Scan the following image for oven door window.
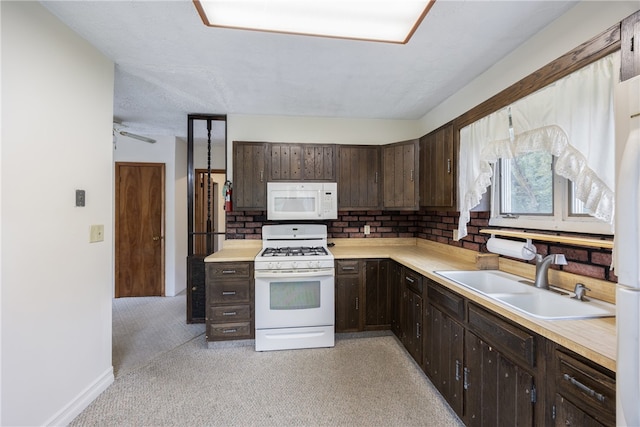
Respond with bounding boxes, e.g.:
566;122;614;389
270;281;321;310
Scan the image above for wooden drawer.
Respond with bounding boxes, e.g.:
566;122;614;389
336;260;360;276
208;304;251;322
556;351;615;426
207;262;252;279
403;268;423;294
209;280;251;303
468;304;536;368
207;322;252;340
427;279;464;322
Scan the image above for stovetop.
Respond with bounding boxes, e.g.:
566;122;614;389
260;246;329;257
255;224;334;271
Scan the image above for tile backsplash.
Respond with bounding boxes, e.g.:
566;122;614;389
225;209;614;282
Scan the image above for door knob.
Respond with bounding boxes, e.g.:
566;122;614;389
153;236;161;241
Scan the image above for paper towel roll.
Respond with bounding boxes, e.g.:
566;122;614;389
486;236;537;261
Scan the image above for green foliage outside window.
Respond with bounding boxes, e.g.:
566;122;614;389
500;151;553;215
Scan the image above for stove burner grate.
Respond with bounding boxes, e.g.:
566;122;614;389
261;246;328;257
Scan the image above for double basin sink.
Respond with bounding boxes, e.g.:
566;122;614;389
435;270;615;320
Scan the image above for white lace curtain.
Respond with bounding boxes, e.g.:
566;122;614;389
457;52;618;239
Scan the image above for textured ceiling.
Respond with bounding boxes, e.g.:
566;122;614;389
42;1;578;140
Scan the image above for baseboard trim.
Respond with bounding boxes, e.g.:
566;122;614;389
45;366;114;426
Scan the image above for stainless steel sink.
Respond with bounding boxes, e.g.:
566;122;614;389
434;270;615;320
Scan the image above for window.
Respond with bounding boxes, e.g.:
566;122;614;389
489;153;612;234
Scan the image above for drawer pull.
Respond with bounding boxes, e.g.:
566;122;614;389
222;291;237;296
222;270;237;274
405;276;415;283
222;328;237;334
222;311;237;316
563;373;605;402
342;266;356;271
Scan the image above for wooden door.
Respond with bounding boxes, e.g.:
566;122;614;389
115;162;165;297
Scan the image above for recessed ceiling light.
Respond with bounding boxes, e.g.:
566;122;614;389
193;0;435;44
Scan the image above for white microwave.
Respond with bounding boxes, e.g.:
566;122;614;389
267;182;337;220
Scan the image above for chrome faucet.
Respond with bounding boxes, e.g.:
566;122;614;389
534;254;567;289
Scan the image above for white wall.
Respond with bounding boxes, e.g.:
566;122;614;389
175;140;188;294
417;1;640;134
1;2;114;425
113;135;186;296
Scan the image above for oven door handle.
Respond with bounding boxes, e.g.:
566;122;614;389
255;268;334;279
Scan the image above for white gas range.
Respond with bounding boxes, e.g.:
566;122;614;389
254;224;335;351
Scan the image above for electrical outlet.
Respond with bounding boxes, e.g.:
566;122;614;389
453;229;459;241
90;224;104;243
364;225;371;235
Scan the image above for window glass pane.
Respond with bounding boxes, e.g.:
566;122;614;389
500;152;553;215
569;181;591;216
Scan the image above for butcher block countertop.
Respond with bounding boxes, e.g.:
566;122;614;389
205;237;616;372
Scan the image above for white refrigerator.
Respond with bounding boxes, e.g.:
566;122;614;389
615;74;640;427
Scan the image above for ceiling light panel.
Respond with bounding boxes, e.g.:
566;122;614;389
194;0;435;44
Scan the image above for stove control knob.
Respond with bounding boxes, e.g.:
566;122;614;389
268;262;276;269
309;261;319;268
291;261;298;269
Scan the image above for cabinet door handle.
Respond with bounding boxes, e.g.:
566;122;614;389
222;291;237;296
222;311;237;316
410;169;414;182
563;374;605;402
447;158;451;174
455;360;461;381
355;297;359;310
405;276;415;283
463;367;470;390
375;171;379;183
260;170;264;182
416;322;421;339
222;270;237;274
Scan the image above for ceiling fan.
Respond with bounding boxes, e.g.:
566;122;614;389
113;121;156;144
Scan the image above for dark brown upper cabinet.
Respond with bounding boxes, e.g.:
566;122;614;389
621;9;640;82
337;145;381;210
420;123;456;209
382;139;419;210
233;141;267;210
269;143;336;181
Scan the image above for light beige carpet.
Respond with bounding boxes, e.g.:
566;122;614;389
71;294;464;426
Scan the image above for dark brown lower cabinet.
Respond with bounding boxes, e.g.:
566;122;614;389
335;260;363;332
389;261;403;338
401;268;423;364
550;346;615;427
424;303;464;415
364;259;390;330
464;331;535;426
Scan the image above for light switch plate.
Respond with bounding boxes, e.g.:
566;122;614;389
75;189;85;207
90;224;104;243
364;225;371;235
